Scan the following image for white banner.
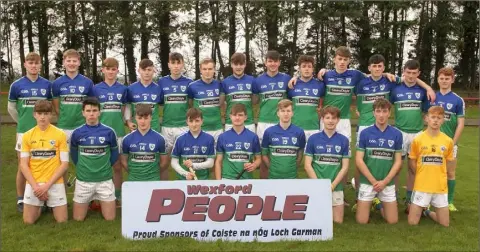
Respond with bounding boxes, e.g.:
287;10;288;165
122;179;333;242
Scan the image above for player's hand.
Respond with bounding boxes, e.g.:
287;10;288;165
183;159;193;168
317;68;327;80
243;162;256;172
384;73;396;82
425;87;436;102
34;183;49;198
355;110;360;117
373;180;386;192
126;121;137;132
287;76;298;89
185;172;195;180
331;184;335;191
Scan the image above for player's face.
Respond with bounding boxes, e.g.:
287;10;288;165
187;117;203;132
373;107;390;125
200;63;215;81
102;67;119;81
82;105;100;124
299;62;313;78
63;56;80;73
34;112;52;127
403;68;420;84
368;62;385;78
24;60;41;75
168;60;184;76
334;55;350;72
230;112;247;127
139;66;156;82
322;113;339;131
426;113;444;130
265;58;280;73
277;106;293;123
231;62;246;76
438;74;454;90
136;115;152;131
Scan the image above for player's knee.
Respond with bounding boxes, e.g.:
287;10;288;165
73;215;86;222
355;215;369;224
440;221;449;227
407;218;419;226
55;216;68;223
333;218;343;224
386;216;398;224
23;217;36;225
103;214;116;221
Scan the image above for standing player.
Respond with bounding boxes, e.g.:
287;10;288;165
70;98;119;221
304;106;350;223
187;58;224;143
428;67;465;211
390;60;429;212
121;104;168;181
171;108;215;180
8;52;52;212
253;50;292;178
287;55;325;141
20;100;68;224
222;52;256;132
355;99;403;224
125;59;163;133
261;99;306;179
158;52;193;159
93;57;127;202
215;104;261;180
408;106;454;227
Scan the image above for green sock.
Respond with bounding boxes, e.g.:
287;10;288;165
115;189;121;200
448;179;456;204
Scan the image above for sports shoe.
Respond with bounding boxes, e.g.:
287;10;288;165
17;202;24;213
371;197;381;212
448;203;458;212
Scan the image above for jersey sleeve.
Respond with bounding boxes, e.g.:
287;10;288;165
20;132;30;153
252;77;259;94
261;130;270;155
8;83;17;102
171;137;181;158
304;137;314;156
126;87;133;103
122;136;130;154
457;97;465;117
122;87;128;104
46;82;53;100
207;136;216;158
357;130;367;151
110;130;118;150
353;70;366;92
446;139;455;161
52;80;60;98
187;84;194;99
342;137;350;158
158;135;166;155
215;134;225;154
395;131;403;152
409;137;419;159
252;135;261;155
319;80;326;97
287;87;293;99
59;131;69;153
298;130;306;150
219;81;224;95
421;89;429;112
87;80;95;97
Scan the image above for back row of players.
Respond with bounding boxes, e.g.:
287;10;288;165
9;47;464;226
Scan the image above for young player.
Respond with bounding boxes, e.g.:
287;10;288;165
187;58;224;143
222;53;256;132
261;99;306;179
8;52;52;212
287;55;325;141
125;59;163;133
408;106;454;227
93;57;127;202
121;104;168;181
304;106;350;223
428;67;465;211
355;98;403;224
158;52;193;156
171;108;215;180
70;97;119;221
253;50;292;179
20;100;68;224
215;104;262;180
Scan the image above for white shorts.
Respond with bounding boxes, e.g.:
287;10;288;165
304;129;320;142
24;183;67;207
15;133;24;151
358;184;396;203
257;122;276;143
225;124;256;134
332;191;344;207
204;129;224;145
161;126;188;153
401;130;421;157
320;118;351;142
356;125;372;147
61;129;74;145
73;179;116;204
453;145;458;159
411;191;448;208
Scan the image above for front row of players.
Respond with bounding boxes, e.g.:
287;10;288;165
21;97;453;227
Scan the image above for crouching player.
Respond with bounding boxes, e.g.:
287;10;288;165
356;98;403;224
70;97;119;221
304;106;350;223
20;100;69;224
408;106;454;227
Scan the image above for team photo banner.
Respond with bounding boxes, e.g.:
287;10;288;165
122;179;333;242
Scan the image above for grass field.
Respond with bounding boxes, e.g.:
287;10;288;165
1;125;478;251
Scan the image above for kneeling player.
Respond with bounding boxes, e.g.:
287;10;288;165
20;100;69;224
215;104;261;180
356;98;402;224
304;106;349;223
121;104;168;181
171;108;215;180
408;106;454;227
70;97;119;221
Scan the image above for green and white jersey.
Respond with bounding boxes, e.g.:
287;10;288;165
187;79;223;131
253;72;291;123
356;76;397;126
221;74;255;125
390;83;428;133
93;81;128;137
158;75;193;128
126;81;163;132
429;91;465;139
287;78;325;130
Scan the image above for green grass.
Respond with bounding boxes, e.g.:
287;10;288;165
1;125;478;251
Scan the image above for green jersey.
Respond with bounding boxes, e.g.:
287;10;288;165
94;81;128;137
221;74;255;125
356;76;397;126
126;81;163;132
429;91;465;139
390;83;428;133
253;72;291;123
187;79;223;131
158;75;193;128
287;78;325;130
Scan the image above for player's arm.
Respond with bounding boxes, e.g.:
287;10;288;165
356;133;377;185
171;157;190;179
109;131;119;166
7;101;18;122
408;138;419;175
303;155;317;179
219;93;226;117
124;103;136;131
261;152;270;171
70;131;79;165
159;154;169;180
45;148;69;189
51;82;60;116
415;78;436;102
214;154;223;180
296;132;306;167
332;158;349;190
260;131;271;176
296;150;304;167
453;100;466;145
120;154;128;172
19;136;38;189
192;158;214;170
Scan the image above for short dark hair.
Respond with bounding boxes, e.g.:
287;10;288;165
265;50;280;61
297;55;315;66
368;54;385;65
372;98;392;111
34;100;53;113
404;59;420;71
335;46;351;58
82;97;101;111
230;103;247;115
139;59;154;69
320;106;340;119
169;52;184;63
135;104;152;117
231;53;246;65
186;107;203;120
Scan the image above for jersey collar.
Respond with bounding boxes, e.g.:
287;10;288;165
229;126;247;135
320;130;337;139
373;123;390;133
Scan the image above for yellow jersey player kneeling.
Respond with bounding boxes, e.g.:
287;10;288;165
408;106;455;227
